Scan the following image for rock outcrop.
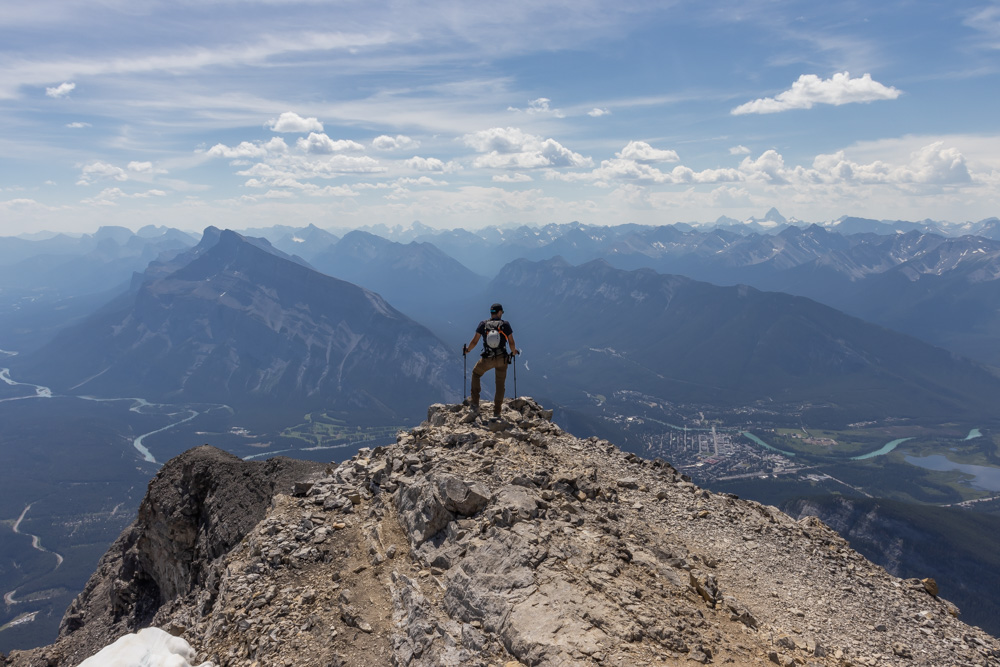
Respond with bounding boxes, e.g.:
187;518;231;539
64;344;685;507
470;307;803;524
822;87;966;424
2;446;323;667
5;399;1000;666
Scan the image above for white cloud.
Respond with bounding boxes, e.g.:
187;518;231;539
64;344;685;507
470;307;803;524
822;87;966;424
305;184;362;197
464;127;592;169
588;108;611;117
299;155;385;175
207;137;288;159
731;72;902;115
296;133;365;154
738;150;789;183
551;157;741;186
464;127;536;153
268;111;323;133
81;188;124;205
236;155;385;185
508;98;566;118
719;142;975;192
0;198;51;212
889;142;972;184
77;161;128;185
809;142;972;185
404;156;460;172
66;122;91;128
709;186;755;207
729;145;751;156
493;173;533;183
82;187;168;204
127;161;154;173
616;141;679;164
963;5;1000;45
243;175;315;190
372;134;419;151
396;176;447;186
45;82;75;98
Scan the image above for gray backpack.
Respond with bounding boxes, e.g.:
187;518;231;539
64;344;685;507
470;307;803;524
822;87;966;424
483;320;507;357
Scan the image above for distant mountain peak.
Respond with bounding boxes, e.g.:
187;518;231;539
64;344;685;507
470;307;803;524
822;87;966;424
17;229;460;418
763;207;787;224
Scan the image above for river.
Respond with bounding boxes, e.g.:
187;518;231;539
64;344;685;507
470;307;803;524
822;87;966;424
11;503;63;570
741;431;797;457
2;364;226;464
78;396;209;464
0;367;53;400
850;437;914;461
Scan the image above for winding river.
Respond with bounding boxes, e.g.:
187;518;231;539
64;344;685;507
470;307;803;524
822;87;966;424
77;396;211;464
11;504;63;570
1;364;227;464
4;503;65;608
0;367;53;400
850;437;914;461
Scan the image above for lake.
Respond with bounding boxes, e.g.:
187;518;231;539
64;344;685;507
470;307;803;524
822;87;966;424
904;454;1000;492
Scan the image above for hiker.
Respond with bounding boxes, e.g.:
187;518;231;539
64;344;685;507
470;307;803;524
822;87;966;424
464;303;518;419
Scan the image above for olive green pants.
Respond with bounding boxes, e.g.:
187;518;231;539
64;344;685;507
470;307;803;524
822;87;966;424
471;354;508;414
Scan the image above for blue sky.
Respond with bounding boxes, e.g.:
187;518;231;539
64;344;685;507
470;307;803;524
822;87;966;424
2;0;1000;234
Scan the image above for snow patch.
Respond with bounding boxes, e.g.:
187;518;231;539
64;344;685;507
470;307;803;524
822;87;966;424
78;627;213;667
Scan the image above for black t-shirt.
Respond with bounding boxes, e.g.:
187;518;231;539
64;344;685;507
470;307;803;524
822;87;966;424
476;318;513;356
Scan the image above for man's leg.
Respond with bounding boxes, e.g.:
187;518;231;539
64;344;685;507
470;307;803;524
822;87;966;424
493;356;508;417
470;357;488;410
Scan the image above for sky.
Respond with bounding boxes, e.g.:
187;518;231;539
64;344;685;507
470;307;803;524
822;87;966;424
2;0;1000;235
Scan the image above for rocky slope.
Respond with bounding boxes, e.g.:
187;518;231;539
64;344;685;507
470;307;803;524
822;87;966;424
5;398;1000;666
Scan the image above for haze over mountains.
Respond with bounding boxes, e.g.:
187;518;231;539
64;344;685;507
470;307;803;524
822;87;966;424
309;230;488;322
0;226;196;354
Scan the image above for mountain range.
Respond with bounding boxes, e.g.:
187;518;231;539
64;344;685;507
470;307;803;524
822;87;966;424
11;230;460;421
388;218;1000;367
7;214;1000;367
309;230;488;322
488;257;1000;424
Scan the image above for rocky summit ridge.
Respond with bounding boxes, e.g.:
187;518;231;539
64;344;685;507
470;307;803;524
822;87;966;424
5;398;999;667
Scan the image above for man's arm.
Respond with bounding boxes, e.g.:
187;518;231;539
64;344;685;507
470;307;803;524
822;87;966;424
503;322;517;355
464;333;481;354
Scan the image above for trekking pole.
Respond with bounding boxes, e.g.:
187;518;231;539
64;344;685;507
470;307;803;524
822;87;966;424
511;351;517;398
462;344;468;403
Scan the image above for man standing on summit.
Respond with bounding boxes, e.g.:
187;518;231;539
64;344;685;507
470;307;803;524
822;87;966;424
464;303;518;419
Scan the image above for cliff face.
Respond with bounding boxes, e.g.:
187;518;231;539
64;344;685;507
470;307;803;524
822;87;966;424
2;446;323;667
6;399;1000;667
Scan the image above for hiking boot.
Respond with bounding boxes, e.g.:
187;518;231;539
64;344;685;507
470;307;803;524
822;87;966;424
469;403;480;414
